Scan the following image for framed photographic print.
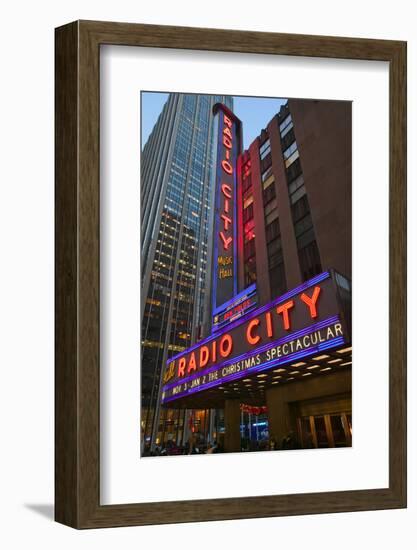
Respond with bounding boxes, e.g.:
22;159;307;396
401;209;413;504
55;20;406;528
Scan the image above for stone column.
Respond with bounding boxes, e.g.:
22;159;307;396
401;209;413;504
266;388;292;449
224;399;241;453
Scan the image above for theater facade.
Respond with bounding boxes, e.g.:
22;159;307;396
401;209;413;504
157;99;352;453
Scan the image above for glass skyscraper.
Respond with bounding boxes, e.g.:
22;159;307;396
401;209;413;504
141;93;233;451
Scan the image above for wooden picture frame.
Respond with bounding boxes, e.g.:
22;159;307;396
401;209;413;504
55;20;407;528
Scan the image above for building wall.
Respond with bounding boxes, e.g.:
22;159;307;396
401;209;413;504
239;98;352;314
289;99;352;278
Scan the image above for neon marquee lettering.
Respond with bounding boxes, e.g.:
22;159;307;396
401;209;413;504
300;286;321;318
218;116;235;259
173;285;325;378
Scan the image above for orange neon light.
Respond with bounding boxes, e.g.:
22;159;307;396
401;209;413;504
276;300;295;330
223;127;232;139
178;357;186;377
300;286;321;318
221;159;233;174
219;232;233;250
199;346;209;368
187;352;197;373
221;214;232;230
221;183;232;198
266;311;273;337
219;334;233;357
224;114;232;128
246;318;261;345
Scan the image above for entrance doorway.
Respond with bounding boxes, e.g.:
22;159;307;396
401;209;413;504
297;412;352;448
293;393;352;449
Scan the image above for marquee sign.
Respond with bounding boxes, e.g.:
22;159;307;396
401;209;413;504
161;271;347;404
212;104;241;311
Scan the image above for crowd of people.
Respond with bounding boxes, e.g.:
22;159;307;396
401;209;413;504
143;439;224;457
143;431;301;456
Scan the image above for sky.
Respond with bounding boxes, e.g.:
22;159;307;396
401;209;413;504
141;92;287;150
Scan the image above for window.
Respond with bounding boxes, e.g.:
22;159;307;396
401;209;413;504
244;255;257;286
290;184;306;204
261;166;273;182
279;114;292;133
244;228;256;285
259;138;271;160
283;140;298;160
242;159;252;193
243;202;254;223
335;272;351;292
296;225;316;249
281;127;295;150
267;235;286;297
244;227;255;243
264;215;286;295
280;120;294;139
267;237;283;267
243;194;254;209
264;200;277;217
285;149;300;168
298;240;322;281
263;180;276;205
292;195;310;223
262;174;274;188
265;208;279;225
289;174;306;205
291;194;322;281
244;238;256;260
243;159;251;178
242;173;252;193
286;157;302;183
265;218;280;243
260;152;272;172
288;174;304;196
269;262;286;297
244;218;255;235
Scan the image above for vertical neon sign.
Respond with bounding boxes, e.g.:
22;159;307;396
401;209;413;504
212;104;242;313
